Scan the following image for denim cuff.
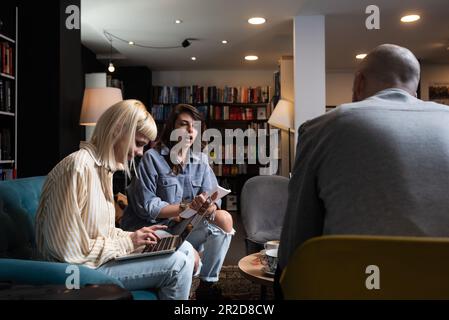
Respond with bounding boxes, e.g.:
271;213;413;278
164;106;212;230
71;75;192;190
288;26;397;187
151;200;171;220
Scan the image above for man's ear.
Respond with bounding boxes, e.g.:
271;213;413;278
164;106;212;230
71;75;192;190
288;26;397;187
352;72;365;102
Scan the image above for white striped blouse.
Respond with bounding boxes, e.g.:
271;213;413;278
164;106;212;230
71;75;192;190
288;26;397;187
35;142;135;268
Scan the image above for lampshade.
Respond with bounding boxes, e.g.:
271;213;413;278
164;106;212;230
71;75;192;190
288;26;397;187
268;99;294;131
80;87;123;126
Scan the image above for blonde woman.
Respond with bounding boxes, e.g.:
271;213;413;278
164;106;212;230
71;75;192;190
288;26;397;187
35;100;196;300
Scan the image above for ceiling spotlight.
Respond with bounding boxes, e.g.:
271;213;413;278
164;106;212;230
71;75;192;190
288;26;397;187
245;55;258;61
128;41;135;45
175;19;183;24
191;57;197;61
248;17;266;25
356;54;367;60
222;40;228;44
401;15;420;23
108;62;115;73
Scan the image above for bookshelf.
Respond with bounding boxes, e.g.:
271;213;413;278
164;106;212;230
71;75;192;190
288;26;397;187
151;85;276;213
0;6;17;180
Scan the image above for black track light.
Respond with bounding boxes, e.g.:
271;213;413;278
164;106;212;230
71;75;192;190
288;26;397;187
182;39;191;48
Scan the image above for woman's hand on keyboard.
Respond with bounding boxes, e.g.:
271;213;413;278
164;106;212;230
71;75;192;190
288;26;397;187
130;225;168;248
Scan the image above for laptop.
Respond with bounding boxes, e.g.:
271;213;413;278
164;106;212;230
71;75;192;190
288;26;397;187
115;215;198;261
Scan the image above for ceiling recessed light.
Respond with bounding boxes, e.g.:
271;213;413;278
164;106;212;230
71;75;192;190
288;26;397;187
128;41;135;46
401;15;420;23
245;55;258;61
222;40;228;44
248;17;266;25
356;54;367;60
175;19;183;24
191;57;197;61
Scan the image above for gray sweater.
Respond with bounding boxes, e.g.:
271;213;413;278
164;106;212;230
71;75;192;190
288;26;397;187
279;88;449;269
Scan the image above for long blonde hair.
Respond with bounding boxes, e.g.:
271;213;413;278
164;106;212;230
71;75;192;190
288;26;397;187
90;99;157;176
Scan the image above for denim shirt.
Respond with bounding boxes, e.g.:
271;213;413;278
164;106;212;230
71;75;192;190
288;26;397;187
121;146;221;230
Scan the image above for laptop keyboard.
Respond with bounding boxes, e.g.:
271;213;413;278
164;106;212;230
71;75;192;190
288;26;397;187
142;236;177;253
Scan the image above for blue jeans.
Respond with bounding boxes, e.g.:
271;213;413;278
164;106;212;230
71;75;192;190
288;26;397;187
186;219;233;282
97;241;195;300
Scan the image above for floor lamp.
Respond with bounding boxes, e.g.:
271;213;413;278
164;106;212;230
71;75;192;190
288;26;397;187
79;87;123;140
268;99;294;176
80;87;124;192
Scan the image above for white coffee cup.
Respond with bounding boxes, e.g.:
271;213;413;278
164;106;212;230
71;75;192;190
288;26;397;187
264;240;280;251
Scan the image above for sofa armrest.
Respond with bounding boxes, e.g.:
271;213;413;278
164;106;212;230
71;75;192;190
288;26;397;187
0;259;123;288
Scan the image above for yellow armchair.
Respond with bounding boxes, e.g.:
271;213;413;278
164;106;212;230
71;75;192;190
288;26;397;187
280;235;449;299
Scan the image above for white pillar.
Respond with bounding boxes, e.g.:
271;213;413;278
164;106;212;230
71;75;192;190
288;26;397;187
83;73;107;141
279;56;294;177
293;16;326;146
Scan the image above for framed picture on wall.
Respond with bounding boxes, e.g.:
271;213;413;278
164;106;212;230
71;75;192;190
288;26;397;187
256;106;267;120
225;194;238;211
429;83;449;106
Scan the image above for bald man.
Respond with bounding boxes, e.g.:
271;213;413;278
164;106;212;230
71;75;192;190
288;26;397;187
278;44;449;271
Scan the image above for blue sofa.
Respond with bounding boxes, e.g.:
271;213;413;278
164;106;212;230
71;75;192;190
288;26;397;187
0;176;157;300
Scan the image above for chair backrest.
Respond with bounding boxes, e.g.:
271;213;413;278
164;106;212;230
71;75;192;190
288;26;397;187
280;235;449;299
241;175;289;245
0;176;47;259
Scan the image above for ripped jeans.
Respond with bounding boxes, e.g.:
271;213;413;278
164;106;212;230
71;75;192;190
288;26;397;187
185;219;234;282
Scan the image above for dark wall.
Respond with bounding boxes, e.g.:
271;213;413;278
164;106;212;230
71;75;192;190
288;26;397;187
0;3;16;39
59;0;83;160
82;44;105;74
112;66;152;194
15;1;151;178
114;66;152;109
17;0;83;177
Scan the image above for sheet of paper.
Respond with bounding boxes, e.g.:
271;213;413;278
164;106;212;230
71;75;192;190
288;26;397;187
180;185;231;218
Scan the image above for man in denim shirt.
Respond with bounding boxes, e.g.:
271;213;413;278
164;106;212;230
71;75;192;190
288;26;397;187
122;104;234;300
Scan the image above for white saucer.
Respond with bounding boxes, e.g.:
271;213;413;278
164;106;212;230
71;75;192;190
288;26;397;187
262;266;275;276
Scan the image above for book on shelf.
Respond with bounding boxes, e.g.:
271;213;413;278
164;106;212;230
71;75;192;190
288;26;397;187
151;104;172;121
210;105;269;121
0;128;12;160
196;105;208;120
274;70;280;98
0;168;14;180
212;164;248;177
150;104;209;122
0;79;4;111
0;41;14;76
152;85;272;104
0;78;13;113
